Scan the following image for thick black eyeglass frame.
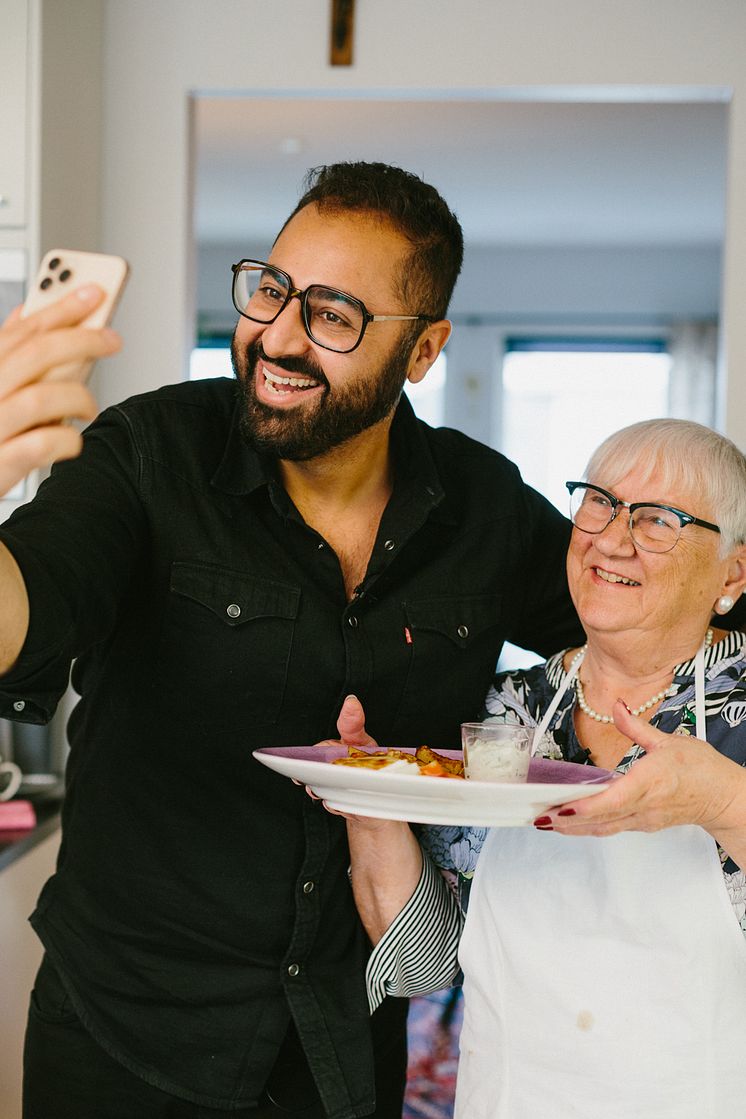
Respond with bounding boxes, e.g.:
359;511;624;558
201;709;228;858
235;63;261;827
565;481;721;546
231;259;437;354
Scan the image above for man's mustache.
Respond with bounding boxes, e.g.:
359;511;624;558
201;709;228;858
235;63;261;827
249;341;330;389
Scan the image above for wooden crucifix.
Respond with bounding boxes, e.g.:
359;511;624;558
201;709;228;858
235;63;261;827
330;0;355;66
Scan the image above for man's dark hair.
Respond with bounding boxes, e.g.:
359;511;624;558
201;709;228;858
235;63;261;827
280;161;464;321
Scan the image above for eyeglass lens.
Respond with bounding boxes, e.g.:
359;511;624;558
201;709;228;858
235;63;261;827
569;485;682;552
233;263;366;353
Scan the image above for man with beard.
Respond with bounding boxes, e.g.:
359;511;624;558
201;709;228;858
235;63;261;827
0;162;584;1119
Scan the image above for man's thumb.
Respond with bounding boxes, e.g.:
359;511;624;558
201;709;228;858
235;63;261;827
337;694;377;748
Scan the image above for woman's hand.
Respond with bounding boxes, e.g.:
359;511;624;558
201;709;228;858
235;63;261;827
0;286;121;496
537;701;746;866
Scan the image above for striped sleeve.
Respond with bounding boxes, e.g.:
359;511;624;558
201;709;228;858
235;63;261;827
365;849;463;1014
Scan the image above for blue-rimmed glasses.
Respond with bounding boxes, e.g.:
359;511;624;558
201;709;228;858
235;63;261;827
231;259;436;354
566;481;720;553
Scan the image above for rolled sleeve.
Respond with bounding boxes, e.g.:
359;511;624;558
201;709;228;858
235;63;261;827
366;850;463;1014
0;536;78;721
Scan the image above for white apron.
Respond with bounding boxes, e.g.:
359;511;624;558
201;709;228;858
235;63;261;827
456;639;746;1117
457;825;746;1118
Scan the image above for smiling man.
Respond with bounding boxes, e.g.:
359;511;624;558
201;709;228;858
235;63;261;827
0;162;584;1119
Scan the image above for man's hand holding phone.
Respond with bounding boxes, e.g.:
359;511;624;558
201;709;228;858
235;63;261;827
0;256;126;498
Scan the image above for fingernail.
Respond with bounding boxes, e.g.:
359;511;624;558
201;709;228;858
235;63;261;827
533;816;553;828
557;808;576;817
75;284;100;302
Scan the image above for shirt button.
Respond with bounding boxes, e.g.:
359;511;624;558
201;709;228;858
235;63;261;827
384;539;395;551
348;615;359;628
287;963;300;977
226;603;241;619
302;881;315;895
13;700;26;712
457;624;469;639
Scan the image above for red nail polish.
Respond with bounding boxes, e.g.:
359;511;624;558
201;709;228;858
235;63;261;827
557;808;576;817
533;815;552;827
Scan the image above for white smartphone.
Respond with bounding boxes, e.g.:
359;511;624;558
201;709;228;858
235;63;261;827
22;248;130;383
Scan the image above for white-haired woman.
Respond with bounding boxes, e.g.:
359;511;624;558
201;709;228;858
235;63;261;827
338;419;746;1119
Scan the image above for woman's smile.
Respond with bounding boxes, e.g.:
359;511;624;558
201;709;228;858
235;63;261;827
591;565;641;587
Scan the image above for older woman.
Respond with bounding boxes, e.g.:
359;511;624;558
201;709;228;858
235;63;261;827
340;418;746;1119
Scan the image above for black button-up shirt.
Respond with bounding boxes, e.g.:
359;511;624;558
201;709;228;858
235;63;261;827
0;380;581;1114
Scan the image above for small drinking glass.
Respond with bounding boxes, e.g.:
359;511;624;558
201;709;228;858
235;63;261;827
461;723;532;783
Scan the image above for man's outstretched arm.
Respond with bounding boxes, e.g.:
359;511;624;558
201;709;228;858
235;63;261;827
0;285;121;673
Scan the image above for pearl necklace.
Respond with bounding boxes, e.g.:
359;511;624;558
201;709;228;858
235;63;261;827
572;627;713;724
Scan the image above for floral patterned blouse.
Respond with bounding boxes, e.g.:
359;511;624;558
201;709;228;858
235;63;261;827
366;630;746;1011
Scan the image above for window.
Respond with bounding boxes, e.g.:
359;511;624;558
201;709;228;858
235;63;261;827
498;337;671;670
189;344;233;381
501;338;671;516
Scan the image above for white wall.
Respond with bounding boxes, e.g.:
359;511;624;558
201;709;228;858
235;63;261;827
97;0;746;447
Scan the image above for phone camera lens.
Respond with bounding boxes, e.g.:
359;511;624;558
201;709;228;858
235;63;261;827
49;258;61;270
40;277;53;290
59;269;72;282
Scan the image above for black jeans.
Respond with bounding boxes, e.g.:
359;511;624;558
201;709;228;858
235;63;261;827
23;956;407;1119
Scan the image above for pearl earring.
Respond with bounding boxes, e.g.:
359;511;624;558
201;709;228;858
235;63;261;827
716;595;735;614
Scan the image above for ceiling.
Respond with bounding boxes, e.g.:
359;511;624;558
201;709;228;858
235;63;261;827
192;98;727;249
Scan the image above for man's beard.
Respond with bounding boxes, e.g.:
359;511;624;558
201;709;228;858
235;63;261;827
232;335;414;461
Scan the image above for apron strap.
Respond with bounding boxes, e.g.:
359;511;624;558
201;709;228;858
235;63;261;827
694;637;707;743
531;648;584;754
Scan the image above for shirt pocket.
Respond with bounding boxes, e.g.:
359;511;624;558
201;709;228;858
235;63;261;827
155;561;301;730
396;594;503;724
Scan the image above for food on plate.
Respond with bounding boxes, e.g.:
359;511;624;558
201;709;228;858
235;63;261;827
415;745;464;776
331;754;417;771
332;746;464;778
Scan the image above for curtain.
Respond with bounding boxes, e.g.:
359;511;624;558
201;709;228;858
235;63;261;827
667;319;718;427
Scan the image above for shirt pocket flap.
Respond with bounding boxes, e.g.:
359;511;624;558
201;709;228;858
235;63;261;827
170;562;300;627
404;594;502;647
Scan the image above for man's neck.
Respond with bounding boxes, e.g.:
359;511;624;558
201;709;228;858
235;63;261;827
277;414;397;601
277;413;395;514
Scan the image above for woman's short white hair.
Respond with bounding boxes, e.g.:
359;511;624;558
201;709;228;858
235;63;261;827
584;418;746;555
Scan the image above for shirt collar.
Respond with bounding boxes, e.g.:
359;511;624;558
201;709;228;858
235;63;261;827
546;629;746;690
387;393;447;515
673;628;746;680
210;385;277;497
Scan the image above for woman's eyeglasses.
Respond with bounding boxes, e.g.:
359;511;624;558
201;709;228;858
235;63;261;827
566;481;720;553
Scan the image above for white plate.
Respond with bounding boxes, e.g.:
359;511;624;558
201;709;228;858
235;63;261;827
253;745;612;826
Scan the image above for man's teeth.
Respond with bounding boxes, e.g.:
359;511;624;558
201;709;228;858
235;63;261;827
595;567;640;586
263;367;319;392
